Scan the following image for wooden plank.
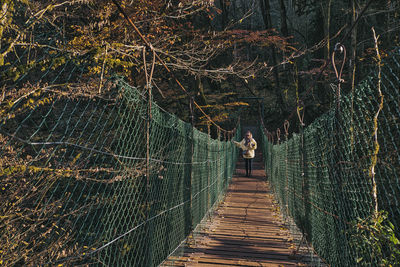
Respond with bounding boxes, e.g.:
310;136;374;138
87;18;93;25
191;239;291;249
179;253;298;265
199;229;289;238
170;257;295;267
169;254;298;266
183;247;295;260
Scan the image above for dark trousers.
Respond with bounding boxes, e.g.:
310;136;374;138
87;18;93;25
244;158;253;176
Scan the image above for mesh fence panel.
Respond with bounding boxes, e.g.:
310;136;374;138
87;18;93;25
0;76;239;266
261;50;400;266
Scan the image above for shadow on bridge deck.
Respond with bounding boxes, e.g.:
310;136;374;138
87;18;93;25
162;153;306;266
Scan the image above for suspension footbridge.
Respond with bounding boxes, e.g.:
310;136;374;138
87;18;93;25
2;48;400;266
163;155;313;266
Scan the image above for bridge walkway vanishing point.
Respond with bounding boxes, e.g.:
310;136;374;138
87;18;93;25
162;153;310;266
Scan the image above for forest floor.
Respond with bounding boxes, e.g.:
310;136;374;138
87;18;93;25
162;153;324;266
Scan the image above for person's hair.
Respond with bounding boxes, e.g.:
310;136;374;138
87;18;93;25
245;131;252;138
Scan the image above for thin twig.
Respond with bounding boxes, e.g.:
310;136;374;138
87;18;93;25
370;27;383;218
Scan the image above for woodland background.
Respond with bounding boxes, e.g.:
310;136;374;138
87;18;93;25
1;0;399;132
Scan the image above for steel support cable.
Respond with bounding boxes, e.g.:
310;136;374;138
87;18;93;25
0;131;222;166
111;0;237;135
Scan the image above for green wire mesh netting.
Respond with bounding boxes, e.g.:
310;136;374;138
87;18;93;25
261;49;400;266
0;76;239;266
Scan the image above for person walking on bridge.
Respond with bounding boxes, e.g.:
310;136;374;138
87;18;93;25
233;131;257;177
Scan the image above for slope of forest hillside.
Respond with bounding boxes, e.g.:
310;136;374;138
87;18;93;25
1;0;399;131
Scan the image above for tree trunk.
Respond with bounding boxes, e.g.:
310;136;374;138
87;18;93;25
279;0;288;73
386;0;392;46
349;0;357;153
259;0;284;112
279;0;288;36
259;0;270;29
321;0;331;59
350;0;357;91
218;0;228;30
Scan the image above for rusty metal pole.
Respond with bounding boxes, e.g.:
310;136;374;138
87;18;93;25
189;97;195;231
145;67;153;266
207;123;211;211
224;132;228;190
284;120;290;218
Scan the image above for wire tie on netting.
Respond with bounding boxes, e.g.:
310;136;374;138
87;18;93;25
143;47;156;91
276;128;281;144
332;43;346;118
284;120;290;138
143;47;149;87
332;43;346;84
296;101;305;127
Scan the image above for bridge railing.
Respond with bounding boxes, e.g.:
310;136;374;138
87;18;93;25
261;49;400;266
0;76;239;266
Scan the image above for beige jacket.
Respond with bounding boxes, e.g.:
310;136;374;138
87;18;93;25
233;138;257;159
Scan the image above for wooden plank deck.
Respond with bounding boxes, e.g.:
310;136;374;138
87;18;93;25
162;157;305;266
